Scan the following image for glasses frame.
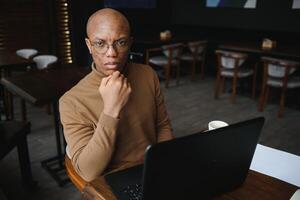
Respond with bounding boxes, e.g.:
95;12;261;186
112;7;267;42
87;37;132;54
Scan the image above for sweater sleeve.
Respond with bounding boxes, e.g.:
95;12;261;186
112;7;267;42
153;72;174;142
59;97;119;182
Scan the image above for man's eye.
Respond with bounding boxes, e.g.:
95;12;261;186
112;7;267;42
95;41;105;47
116;40;127;46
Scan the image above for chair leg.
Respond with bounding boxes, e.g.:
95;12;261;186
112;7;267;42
263;86;269;109
252;63;258;99
21;99;27;122
258;86;265;112
165;65;171;88
4;90;14;120
17;135;36;188
278;88;286;118
3;89;10;119
200;60;205;80
259;85;269;112
220;77;225;93
176;63;180;85
214;73;221;99
252;76;256;99
191;60;196;81
231;76;238;103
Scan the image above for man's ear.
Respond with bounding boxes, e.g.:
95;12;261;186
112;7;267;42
85;38;92;54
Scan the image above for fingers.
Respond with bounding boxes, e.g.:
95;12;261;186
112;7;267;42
101;71;131;93
110;71;121;82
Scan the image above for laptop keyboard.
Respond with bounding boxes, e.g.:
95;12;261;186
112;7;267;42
122;183;142;200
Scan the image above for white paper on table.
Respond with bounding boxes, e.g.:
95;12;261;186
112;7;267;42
250;144;300;187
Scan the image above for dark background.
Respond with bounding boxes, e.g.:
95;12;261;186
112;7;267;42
69;0;300;66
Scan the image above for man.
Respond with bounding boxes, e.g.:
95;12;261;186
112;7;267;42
59;8;173;182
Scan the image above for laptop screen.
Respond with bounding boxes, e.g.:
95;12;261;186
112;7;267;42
105;117;265;200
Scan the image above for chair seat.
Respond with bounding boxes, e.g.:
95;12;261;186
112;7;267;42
217;50;247;58
149;56;177;66
221;68;254;78
267;76;300;88
180;53;203;61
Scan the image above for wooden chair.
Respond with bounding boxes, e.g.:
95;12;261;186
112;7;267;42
65;153;87;192
180;40;207;80
0;121;35;187
146;43;184;88
214;50;257;103
258;57;300;117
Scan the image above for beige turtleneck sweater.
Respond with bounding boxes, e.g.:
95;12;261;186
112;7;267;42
59;62;173;181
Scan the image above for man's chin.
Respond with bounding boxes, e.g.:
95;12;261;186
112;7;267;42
104;68;122;76
95;63;124;76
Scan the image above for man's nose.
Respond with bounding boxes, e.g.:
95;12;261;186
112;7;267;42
106;45;118;57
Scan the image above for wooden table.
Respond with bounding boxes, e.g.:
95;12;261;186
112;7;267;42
82;170;298;200
0;66;90;185
0;52;33;71
218;43;300;61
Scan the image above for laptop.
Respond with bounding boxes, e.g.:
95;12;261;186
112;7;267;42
105;117;265;200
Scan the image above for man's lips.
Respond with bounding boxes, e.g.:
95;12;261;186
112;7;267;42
104;62;120;69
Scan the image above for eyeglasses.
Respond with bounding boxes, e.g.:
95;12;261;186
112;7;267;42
89;38;130;54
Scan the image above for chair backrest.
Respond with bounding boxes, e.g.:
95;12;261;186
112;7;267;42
16;48;38;59
261;57;298;78
216;50;247;69
33;55;58;70
187;40;207;55
162;43;184;59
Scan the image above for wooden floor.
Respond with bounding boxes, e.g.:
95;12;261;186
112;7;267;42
1;75;300;200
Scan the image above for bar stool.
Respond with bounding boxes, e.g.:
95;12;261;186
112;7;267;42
146;43;184;88
258;57;300;117
180;41;207;80
214;50;257;103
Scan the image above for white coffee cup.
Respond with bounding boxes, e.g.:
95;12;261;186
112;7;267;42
208;120;228;130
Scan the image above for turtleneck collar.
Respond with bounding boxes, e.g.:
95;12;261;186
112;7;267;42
91;62;106;78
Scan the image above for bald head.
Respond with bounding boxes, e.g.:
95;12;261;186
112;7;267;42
86;8;130;38
85;8;132;75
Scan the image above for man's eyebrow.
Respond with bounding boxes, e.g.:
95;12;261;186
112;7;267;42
94;36;128;40
93;37;105;41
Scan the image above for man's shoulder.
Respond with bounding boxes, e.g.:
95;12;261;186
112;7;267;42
59;71;95;106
